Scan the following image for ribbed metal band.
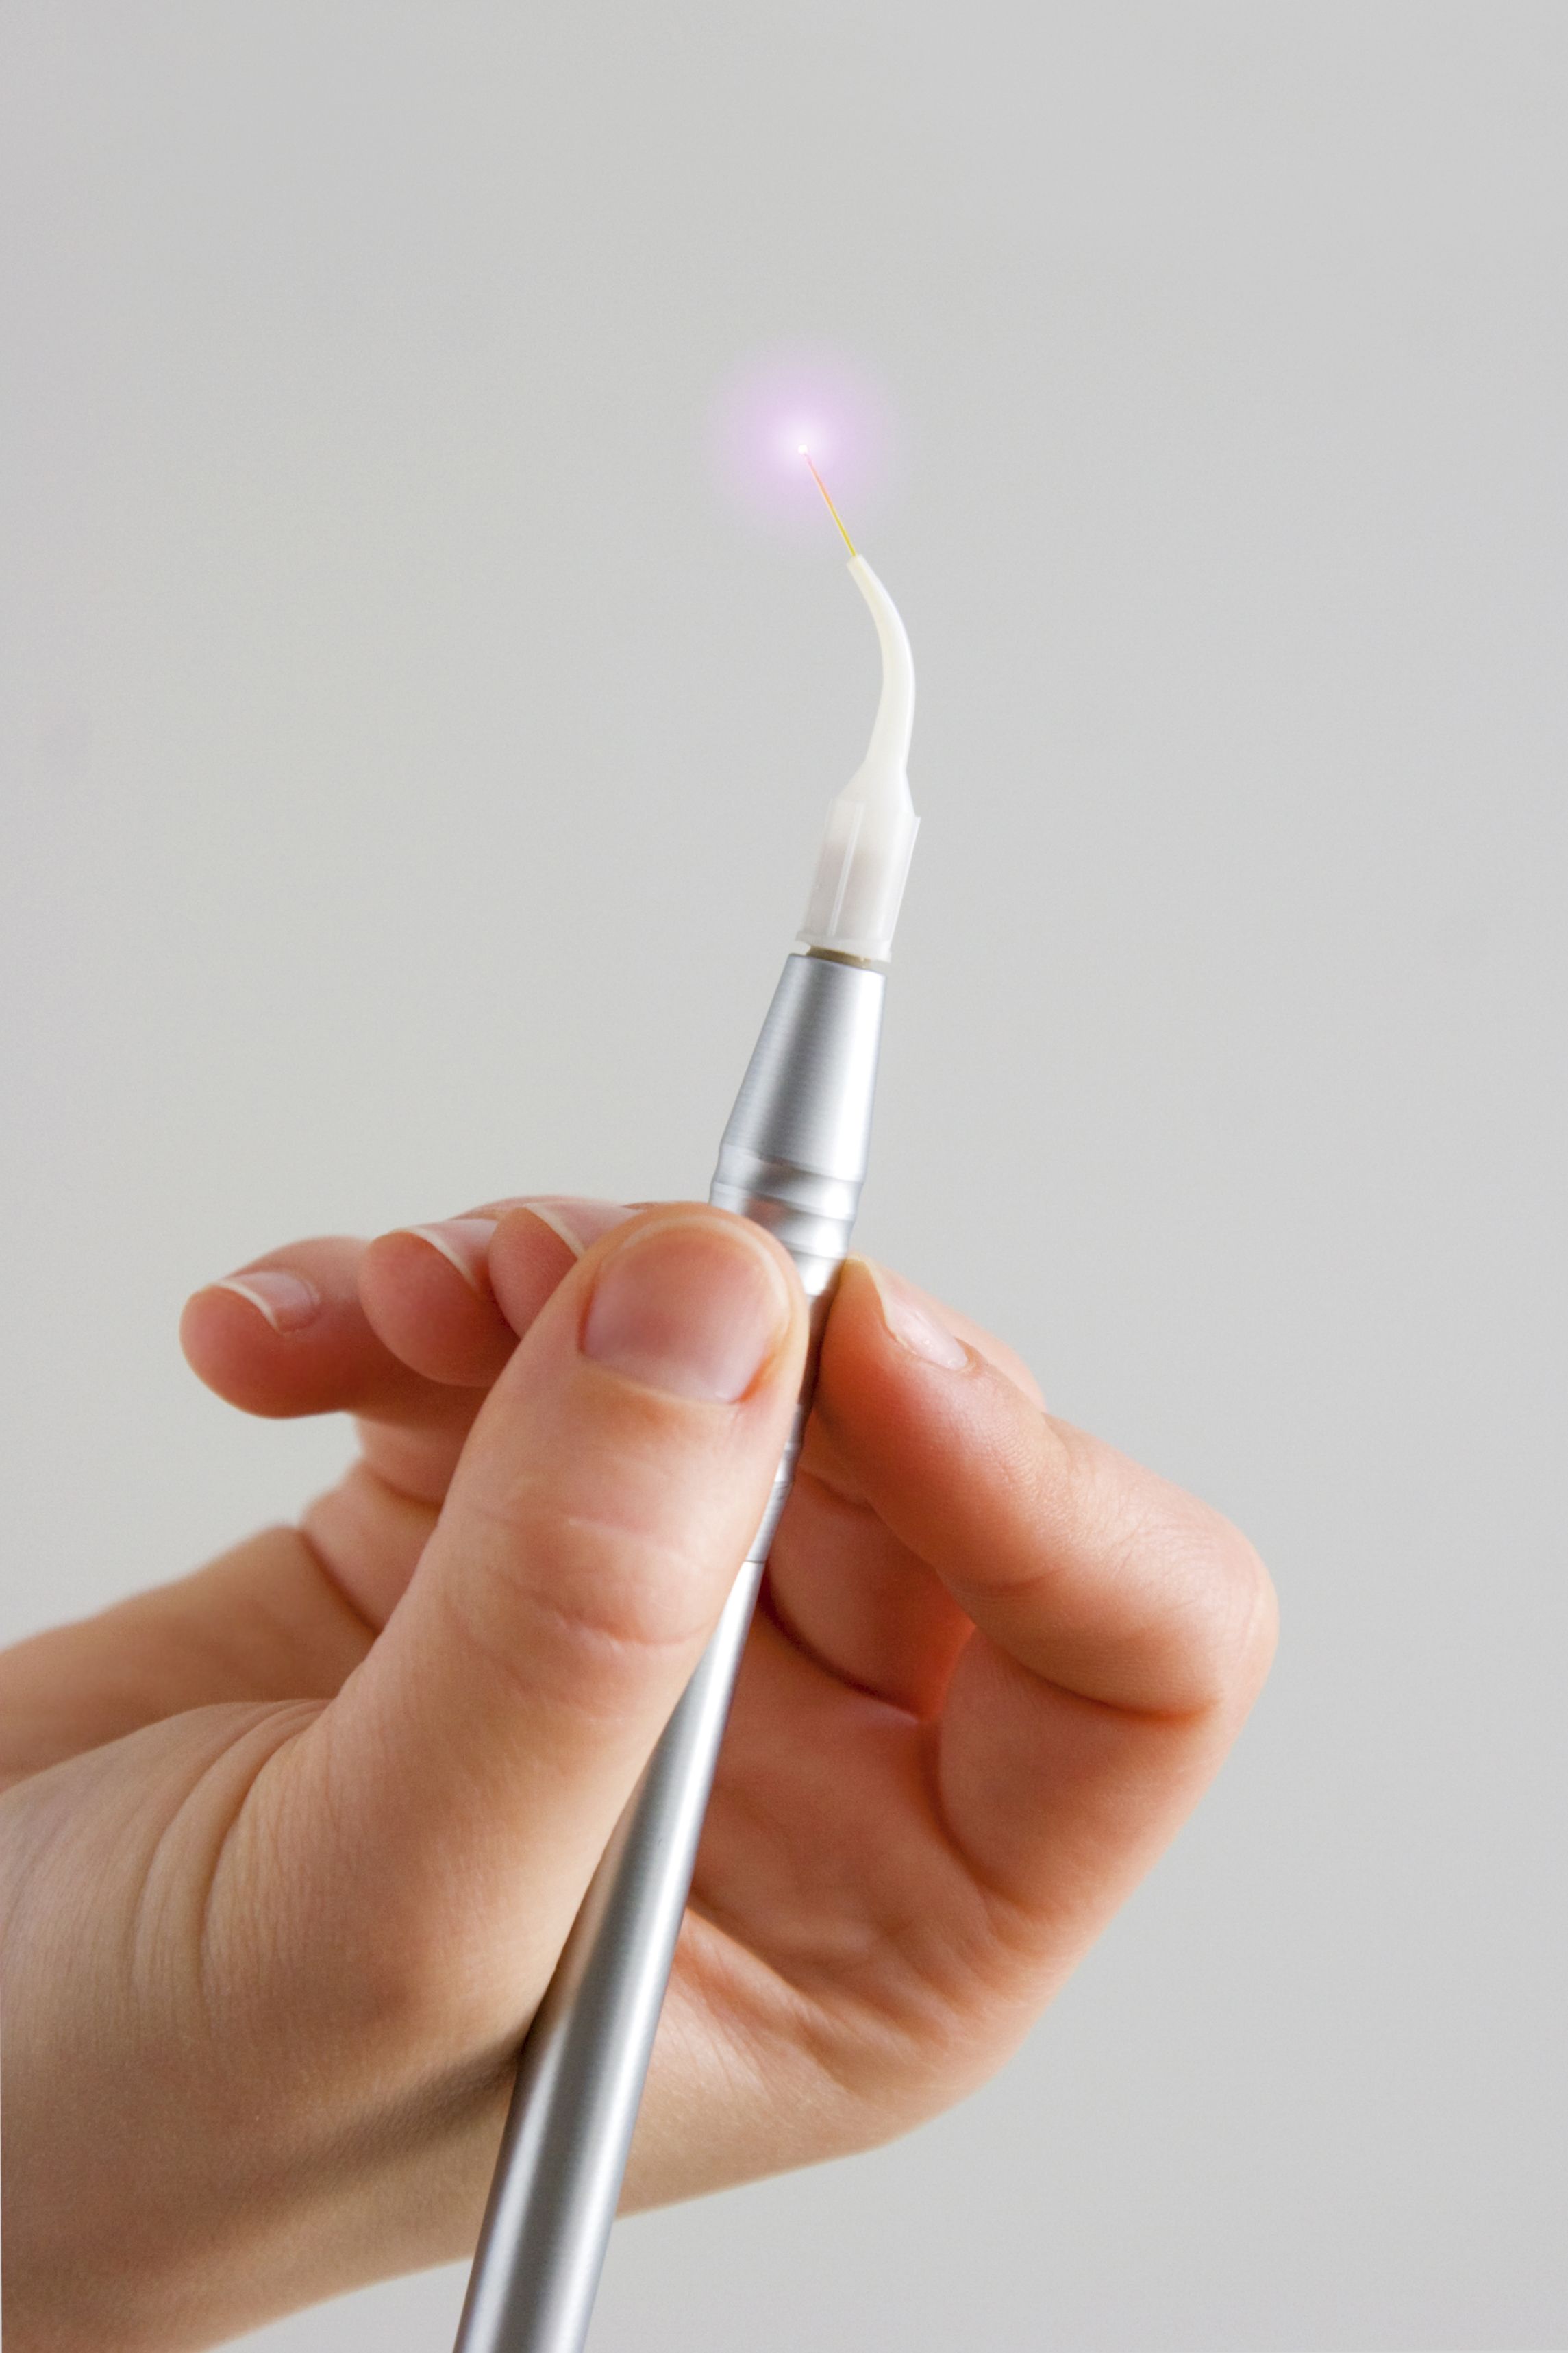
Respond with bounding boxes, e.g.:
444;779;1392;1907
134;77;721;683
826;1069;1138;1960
711;949;885;1303
453;951;886;2353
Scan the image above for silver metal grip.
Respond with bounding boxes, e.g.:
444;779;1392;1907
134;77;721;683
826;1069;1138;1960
712;948;886;1305
453;952;885;2353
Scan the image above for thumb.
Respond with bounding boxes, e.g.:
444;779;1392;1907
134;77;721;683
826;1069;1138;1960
259;1205;805;2041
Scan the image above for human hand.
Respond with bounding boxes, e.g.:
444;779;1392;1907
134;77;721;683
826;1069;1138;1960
0;1197;1275;2350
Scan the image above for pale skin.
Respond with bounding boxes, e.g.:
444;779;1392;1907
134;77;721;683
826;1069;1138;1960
0;1196;1277;2350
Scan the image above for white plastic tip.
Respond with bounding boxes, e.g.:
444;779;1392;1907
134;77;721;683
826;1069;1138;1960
796;555;919;965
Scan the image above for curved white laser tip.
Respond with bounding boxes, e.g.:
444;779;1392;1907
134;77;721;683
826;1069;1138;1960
796;557;919;965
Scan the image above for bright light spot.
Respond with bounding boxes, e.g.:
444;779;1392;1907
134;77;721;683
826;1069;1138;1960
706;348;901;547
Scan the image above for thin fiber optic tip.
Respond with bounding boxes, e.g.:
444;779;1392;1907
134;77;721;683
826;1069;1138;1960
801;449;858;557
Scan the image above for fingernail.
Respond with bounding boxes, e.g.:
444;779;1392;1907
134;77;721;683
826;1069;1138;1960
526;1198;635;1255
403;1218;499;1293
863;1260;970;1371
582;1217;791;1401
213;1270;321;1333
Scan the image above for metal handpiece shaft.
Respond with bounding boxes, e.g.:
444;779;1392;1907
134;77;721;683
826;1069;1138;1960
454;950;886;2353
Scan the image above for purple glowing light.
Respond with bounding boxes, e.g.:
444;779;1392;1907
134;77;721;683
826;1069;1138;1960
708;348;901;544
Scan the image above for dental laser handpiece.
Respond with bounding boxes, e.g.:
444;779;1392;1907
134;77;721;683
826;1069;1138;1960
454;500;917;2353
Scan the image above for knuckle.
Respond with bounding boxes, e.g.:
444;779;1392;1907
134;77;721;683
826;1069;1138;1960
1162;1503;1278;1712
524;1510;721;1660
1063;1432;1276;1714
445;1487;725;1701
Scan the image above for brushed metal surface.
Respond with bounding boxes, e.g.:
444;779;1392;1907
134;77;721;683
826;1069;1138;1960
453;952;886;2353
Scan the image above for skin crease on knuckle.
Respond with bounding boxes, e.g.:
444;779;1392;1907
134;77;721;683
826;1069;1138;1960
428;1518;714;1736
1118;1492;1278;1721
437;1480;746;1692
1034;1422;1276;1720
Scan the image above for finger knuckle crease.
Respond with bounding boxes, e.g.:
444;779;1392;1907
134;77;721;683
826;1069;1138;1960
447;1500;717;1671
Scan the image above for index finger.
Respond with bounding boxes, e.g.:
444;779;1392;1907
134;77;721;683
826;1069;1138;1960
819;1261;1273;1719
814;1259;1277;1913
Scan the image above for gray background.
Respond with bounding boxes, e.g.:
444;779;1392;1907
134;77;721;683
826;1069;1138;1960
3;5;1565;2348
